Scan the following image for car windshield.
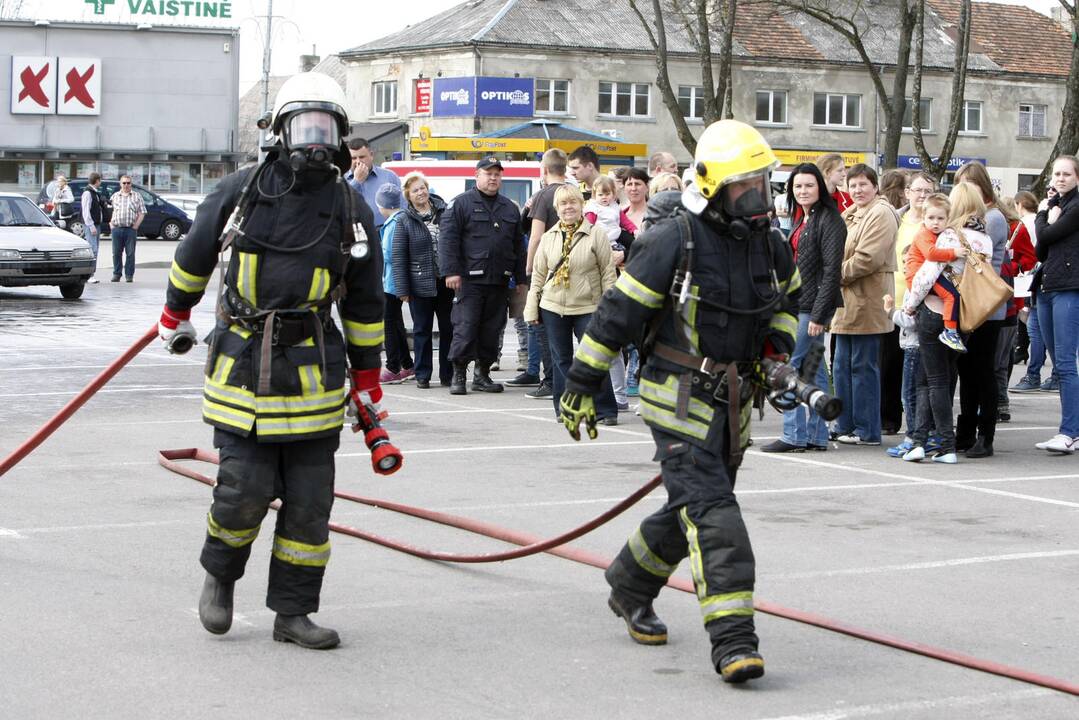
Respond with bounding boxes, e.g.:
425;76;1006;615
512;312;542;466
0;196;52;227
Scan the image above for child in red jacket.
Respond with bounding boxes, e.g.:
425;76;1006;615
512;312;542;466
903;194;970;352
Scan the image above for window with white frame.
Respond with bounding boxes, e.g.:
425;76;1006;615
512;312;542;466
598;81;650;118
679;85;704;120
755;90;787;124
902;97;932;131
372;81;397;115
960;100;983;134
813;92;861;128
1018;103;1047;137
535;79;570;114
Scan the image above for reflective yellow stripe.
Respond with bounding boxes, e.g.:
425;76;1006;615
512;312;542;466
768;311;798;343
211;355;236;384
256;407;346;436
639;400;710;440
236;251;258;305
204;377;256;411
272;534;331;567
638;375;715;424
628;528;678;578
614;271;664;309
307;268;330;304
700;591;755;623
298;364;321;394
256;388;346;414
680;506;708;598
342;319;384;347
785;267;803;294
207;513;260;548
202;398;255;432
169;260;211;294
229;324;252;340
574;333;618;372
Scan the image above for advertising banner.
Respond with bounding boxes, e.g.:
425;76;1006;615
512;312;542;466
896;155;986;171
11;56;57;114
57;58;102;116
433;77;475;117
475;77;533;117
414;78;432;115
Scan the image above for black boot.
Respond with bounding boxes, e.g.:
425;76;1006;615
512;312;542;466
471;365;504;393
965;437;994;458
198;572;234;635
715;648;765;684
608;592;668;645
449;364;468;395
273;614;340;650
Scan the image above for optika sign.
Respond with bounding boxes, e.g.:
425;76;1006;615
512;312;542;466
83;0;233;19
440;89;470;106
479;89;530;105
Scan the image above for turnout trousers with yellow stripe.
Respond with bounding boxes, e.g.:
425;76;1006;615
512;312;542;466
201;428;338;616
605;427;757;661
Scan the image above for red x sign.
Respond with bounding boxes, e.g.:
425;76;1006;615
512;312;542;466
58;58;102;116
10;57;56;115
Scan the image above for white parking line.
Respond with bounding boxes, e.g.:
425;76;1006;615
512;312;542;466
4;361;203;371
767;549;1079;580
0;527;27;539
0;385;204;398
338;439;654;458
756;688;1055;720
13;520;187;534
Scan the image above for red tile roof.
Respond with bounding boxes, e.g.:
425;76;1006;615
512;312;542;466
735;3;824;61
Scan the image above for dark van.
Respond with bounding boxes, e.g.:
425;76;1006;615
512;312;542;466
39;179;193;240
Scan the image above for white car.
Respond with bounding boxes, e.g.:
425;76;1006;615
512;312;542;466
159;194;205;225
0;192;96;299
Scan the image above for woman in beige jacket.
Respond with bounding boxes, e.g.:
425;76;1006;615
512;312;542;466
831;164;898;446
525;185;619;421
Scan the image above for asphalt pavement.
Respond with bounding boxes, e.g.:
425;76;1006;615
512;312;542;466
1;243;1077;719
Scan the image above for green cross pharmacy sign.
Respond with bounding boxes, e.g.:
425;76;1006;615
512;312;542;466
84;0;232;19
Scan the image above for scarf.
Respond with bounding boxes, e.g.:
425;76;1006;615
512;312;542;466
554;219;582;287
965;216;986;234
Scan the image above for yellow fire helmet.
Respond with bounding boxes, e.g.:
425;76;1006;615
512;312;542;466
691;119;779;201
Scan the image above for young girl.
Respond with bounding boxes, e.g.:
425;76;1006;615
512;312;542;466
902;193;969;352
584;176;637;245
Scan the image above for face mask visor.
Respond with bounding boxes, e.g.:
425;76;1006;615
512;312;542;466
719;171;773;219
284;110;339;151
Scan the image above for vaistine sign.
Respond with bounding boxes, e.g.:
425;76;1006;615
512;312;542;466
84;0;232;18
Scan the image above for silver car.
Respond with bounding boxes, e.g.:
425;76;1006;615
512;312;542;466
0;193;96;299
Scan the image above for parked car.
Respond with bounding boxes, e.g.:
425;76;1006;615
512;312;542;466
38;179;193;241
158;193;205;225
0;193;96;299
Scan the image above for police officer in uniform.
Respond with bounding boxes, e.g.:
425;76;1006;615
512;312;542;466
157;71;388;650
439;157;526;394
559;120;801;683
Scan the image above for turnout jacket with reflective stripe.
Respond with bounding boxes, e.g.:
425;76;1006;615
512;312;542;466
566;207;800;449
165;159;384;442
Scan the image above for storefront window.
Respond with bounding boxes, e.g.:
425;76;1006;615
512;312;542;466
203;163;226;193
45;162;74;183
100;163;120;180
121;163;147;186
76;162;97;178
152;163;172;190
0;160;41;193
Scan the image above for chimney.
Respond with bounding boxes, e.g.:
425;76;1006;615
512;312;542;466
1051;6;1074;34
300;45;320;73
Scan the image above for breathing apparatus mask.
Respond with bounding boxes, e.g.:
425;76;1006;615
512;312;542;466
283;109;341;173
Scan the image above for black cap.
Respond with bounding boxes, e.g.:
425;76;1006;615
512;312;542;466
476;156;504;171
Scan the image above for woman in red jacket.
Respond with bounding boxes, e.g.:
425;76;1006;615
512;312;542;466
996;197;1037;421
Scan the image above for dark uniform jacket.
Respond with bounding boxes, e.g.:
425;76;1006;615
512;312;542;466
566;204;801;450
438;187;526;286
165;158;385;442
392;193;447;299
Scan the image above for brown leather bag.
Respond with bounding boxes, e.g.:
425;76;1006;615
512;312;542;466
956;232;1011;332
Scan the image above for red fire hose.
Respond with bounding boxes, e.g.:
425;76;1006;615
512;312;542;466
3;325;1077;697
160;448;1079;697
0;324;159;477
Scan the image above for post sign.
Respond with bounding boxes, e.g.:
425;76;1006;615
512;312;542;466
433;77;475;117
57;58;102;115
476;77;533;117
896;155;986;171
10;57;57;114
413;77;432;115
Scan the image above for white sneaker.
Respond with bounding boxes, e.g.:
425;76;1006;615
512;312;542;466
87;277;99;284
930;451;958;464
1039;434;1079;454
902;446;925;462
837;434;881;446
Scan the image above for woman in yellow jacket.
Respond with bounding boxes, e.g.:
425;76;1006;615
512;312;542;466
526;184;620;422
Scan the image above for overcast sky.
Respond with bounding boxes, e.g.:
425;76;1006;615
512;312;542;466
9;0;1064;92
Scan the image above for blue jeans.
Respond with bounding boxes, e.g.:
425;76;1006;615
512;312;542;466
1023;302;1058;383
781;314;831;446
527;321;552;382
901;347;922;436
541;309;617;419
82;224;99;276
1037;290;1079;436
833;333;882;442
111;226;136;279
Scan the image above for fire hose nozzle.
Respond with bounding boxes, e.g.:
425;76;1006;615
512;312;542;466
349;400;403;475
166;332;196;355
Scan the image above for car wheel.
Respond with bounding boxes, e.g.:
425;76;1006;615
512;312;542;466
60;282;86;300
161;220;183;241
68;220;85;237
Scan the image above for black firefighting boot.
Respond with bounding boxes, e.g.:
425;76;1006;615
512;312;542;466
198;572;234;635
607;591;668;645
715;648;765;684
472;364;504;393
449;364;468;395
273;614;341;650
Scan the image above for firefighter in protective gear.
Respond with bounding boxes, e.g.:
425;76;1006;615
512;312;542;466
158;71;386;650
560;120;800;683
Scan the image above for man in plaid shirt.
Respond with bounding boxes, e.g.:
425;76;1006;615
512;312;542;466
109;175;146;282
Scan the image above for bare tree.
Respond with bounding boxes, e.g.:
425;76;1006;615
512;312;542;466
774;0;919;168
1032;1;1079;195
628;0;737;155
0;0;25;18
910;0;972;180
